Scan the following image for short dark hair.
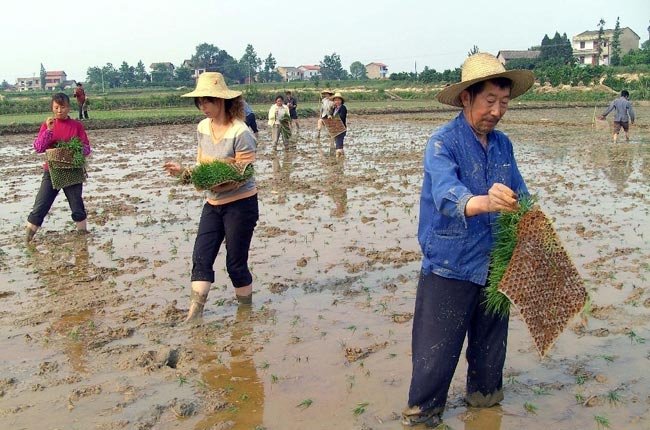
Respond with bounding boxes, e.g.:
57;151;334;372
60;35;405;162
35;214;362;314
52;92;70;106
621;90;629;98
285;90;292;95
193;96;244;122
275;95;284;102
76;82;83;87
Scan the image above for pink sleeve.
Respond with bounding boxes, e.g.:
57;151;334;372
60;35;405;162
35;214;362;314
33;123;53;153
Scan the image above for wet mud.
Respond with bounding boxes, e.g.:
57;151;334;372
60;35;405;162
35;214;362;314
0;108;648;429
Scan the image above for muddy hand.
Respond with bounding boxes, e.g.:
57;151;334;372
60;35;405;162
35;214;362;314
163;161;181;177
46;117;55;130
488;183;518;212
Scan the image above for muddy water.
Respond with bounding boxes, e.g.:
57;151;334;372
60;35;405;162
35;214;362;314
0;108;648;430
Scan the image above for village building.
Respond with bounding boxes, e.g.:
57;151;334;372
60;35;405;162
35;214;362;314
365;62;388;79
572;27;640;65
496;50;541;66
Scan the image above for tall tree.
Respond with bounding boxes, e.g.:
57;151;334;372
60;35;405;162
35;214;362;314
190;43;242;82
134;60;149;84
349;61;368;80
240;44;261;83
611;17;622;66
151;63;174;83
102;63;120;88
174;66;193;82
259;53;281;82
118;61;136;87
539;32;573;65
596;18;606;64
320;52;347;80
40;63;46;90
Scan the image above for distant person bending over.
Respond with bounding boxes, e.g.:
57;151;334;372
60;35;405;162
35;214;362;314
267;95;291;150
26;92;91;242
163;72;259;322
317;89;334;138
402;53;534;428
598;89;635;142
331;92;347;157
73;82;89;120
243;101;259;140
285;90;299;132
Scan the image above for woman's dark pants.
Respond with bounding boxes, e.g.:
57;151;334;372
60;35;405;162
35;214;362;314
407;271;508;416
191;195;259;288
27;171;86;227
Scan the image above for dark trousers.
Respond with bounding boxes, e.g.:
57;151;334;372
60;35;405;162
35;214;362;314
334;131;346;149
27;171;86;227
191;195;259;288
78;101;88;119
245;113;258;133
407;272;508;414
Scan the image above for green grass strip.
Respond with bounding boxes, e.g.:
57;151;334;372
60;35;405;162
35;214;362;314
485;195;536;317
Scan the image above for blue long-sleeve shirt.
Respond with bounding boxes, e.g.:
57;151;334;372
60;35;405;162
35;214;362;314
418;112;528;285
601;96;635;123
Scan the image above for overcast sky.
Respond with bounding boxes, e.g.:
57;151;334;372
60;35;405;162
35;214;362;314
2;0;648;83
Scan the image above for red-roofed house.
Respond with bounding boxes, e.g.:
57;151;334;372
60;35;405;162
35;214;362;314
365;62;388;79
298;65;320;80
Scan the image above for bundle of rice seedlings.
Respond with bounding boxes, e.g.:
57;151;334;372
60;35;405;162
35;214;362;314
280;113;292;140
485;195;536;317
189;160;254;191
53;137;86;168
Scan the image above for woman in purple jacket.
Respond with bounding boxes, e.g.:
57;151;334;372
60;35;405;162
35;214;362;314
25;92;91;242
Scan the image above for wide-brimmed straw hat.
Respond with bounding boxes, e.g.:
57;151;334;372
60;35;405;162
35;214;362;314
181;72;242;99
331;92;345;102
436;53;534;107
320;89;334;96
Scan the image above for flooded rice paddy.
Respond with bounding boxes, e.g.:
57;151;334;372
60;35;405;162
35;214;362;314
0;107;649;430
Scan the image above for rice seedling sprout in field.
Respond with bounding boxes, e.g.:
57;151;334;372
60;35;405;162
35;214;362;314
523;402;538;414
594;415;610;429
352;402;369;416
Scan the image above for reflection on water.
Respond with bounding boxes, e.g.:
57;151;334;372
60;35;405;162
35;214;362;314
195;307;264;429
27;235;92;373
320;149;348;218
604;144;634;192
271;150;294;204
459;406;503;430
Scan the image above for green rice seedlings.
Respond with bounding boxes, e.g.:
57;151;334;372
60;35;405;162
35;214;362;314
523;402;538;414
189;160;254;190
594;415;610;429
485;195;536;317
296;399;313;409
352;402;369;416
606;389;621;406
55;137;86;167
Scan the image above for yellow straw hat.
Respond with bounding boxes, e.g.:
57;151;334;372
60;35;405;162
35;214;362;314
436;53;534;107
181;72;242;99
320;89;334;96
331;92;345;103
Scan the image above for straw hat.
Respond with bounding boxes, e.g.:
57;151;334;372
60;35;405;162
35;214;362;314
320;89;334;96
436;53;534;107
331;92;345;103
181;72;242;99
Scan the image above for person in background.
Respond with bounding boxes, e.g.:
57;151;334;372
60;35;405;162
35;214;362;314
267;95;291;150
331;92;347;157
243;101;259;140
316;89;334;138
26;92;91;242
285;90;299;133
598;89;635;142
402;53;534;428
163;72;259;322
73;82;89;120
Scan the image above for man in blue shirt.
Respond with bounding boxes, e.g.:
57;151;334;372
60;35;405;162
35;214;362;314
598;89;635;142
402;53;534;428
